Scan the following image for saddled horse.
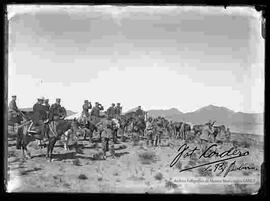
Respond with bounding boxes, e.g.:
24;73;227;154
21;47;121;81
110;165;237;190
18;113;79;161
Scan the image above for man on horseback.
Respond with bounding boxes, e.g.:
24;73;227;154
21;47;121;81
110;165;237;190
82;100;92;118
135;106;144;119
28;97;48;139
9;95;20;117
107;103;116;120
48;98;67;137
90;102;104;124
82;100;92;124
115;103;122;118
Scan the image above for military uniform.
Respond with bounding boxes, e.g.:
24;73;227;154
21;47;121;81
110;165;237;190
28;101;47;136
115;105;122;117
9;99;19;114
49;103;66;121
101;126;115;158
90;104;104;124
154;119;163;146
136;108;144;118
107;106;116;120
146;120;154;146
8;99;21;124
82;102;92;118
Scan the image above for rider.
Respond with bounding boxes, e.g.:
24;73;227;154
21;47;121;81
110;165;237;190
90;102;104;124
29;97;48;136
8;95;20;119
44;99;50;110
48;98;67;135
115;103;122;118
106;103;116;120
135;106;145;120
82;100;92;124
49;98;66;121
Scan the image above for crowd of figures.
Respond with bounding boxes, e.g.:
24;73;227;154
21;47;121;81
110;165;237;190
8;95;231;162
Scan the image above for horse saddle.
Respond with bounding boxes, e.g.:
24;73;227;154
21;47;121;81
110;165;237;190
28;124;43;134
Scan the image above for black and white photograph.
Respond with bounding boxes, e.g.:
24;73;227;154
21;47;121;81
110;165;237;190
5;5;265;193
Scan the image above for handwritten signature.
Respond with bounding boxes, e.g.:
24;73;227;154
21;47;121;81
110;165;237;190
170;143;254;177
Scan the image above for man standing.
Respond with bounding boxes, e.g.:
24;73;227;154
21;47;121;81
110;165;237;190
107;103;116;120
101;123;115;159
145;117;154;146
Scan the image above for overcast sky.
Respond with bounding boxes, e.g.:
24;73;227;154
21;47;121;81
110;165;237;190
7;5;264;113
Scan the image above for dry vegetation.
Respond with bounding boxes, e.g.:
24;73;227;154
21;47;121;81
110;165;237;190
6;128;263;194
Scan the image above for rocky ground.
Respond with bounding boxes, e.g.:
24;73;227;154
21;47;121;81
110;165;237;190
6;128;263;194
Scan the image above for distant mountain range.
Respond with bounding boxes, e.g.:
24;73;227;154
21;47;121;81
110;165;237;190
147;105;263;124
147;105;263;135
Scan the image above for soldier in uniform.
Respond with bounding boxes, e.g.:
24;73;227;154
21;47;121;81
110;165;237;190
115;103;122;118
28;97;48;140
44;99;50;110
8;95;20;117
9;95;22;149
225;128;231;143
154;117;163;146
145;117;154;146
49;98;66;121
135;106;144;118
90;102;104;124
101;123;115;159
82;100;92;118
106;103;116;120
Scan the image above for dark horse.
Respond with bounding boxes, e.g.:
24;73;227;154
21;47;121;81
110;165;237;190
18;114;78;161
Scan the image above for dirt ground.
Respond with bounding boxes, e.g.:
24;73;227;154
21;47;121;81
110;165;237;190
6;128;263;194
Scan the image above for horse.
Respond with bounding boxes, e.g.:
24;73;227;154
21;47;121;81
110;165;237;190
198;123;215;152
18;114;78;161
213;125;227;143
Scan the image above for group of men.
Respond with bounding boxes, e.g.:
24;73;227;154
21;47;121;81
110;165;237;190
8;95;67;138
82;101;122;118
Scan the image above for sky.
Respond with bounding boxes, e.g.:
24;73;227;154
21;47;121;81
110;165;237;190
7;5;265;113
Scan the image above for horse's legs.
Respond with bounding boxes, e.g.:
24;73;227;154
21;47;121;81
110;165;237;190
48;137;57;162
89;130;93;144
